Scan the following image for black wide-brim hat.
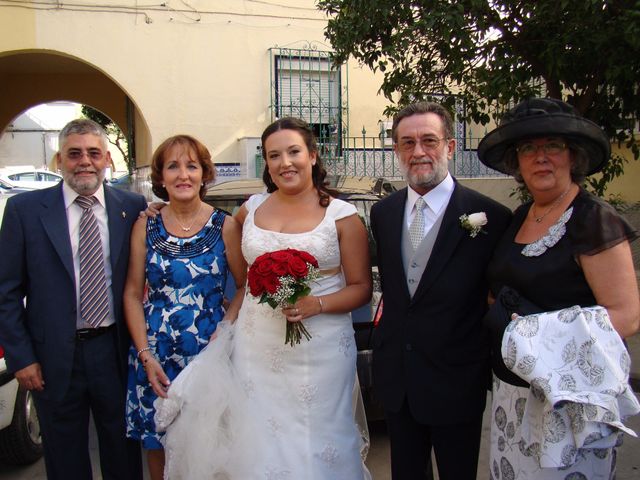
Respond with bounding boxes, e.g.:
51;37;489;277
477;98;610;176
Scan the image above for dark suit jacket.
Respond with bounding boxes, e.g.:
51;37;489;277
370;180;511;425
0;182;147;401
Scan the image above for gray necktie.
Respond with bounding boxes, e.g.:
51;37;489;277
409;197;426;250
76;195;109;328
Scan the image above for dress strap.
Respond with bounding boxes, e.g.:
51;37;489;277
246;193;270;214
327;198;357;221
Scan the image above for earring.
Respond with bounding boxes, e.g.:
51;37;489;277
162;184;166;188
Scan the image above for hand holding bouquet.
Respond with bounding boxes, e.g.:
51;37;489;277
247;249;320;346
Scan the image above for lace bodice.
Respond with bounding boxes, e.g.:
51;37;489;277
241;193;357;269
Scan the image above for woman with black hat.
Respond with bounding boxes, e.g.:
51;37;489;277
478;98;639;478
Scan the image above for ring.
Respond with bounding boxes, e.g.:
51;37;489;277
295;308;299;315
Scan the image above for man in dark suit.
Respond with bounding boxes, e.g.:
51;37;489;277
371;102;512;479
0;119;145;479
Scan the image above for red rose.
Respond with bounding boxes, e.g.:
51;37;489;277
263;275;280;294
296;250;319;268
272;261;288;276
287;256;309;278
248;272;265;297
255;257;275;277
253;252;272;264
270;250;293;262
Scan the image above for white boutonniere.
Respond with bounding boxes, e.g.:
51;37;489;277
459;212;487;238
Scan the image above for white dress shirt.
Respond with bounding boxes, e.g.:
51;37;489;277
62;182;115;328
405;173;455;237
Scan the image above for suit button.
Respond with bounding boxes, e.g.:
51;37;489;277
405;344;412;351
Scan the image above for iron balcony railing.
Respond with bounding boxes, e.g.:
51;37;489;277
255;131;505;179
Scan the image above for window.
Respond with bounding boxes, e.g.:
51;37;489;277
10;173;36;181
270;47;347;158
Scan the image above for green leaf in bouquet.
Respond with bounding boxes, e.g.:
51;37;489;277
259;293;279;309
287;285;311;305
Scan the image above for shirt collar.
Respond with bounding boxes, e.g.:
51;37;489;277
407;173;454;216
62;181;107;210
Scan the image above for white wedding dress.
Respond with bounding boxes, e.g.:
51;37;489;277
157;193;370;480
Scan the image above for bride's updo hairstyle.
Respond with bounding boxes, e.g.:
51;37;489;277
261;117;337;207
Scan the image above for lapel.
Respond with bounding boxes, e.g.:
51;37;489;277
104;186;127;272
411;181;467;302
39;183;74;281
385;188;412;300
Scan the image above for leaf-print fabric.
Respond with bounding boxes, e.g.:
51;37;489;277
498;306;639;469
125;210;228;448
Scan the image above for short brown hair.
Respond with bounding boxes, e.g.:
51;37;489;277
150;135;215;201
391;101;455;143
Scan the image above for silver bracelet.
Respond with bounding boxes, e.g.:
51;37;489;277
317;296;324;313
137;346;151;359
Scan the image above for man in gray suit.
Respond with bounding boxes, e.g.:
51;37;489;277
0;119;145;479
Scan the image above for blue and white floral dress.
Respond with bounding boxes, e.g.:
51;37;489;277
125;209;228;449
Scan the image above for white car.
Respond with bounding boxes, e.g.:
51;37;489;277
0;349;42;464
0;169;62;190
0;180;43;465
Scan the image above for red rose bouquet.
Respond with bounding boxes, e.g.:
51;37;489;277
247;248;320;346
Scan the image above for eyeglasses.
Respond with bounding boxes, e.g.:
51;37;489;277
516;141;567;159
397;136;448;153
65;150;104;161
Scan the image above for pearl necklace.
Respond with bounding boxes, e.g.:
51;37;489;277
171;203;202;232
531;185;572;223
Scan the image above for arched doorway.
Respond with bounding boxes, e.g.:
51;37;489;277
0;50;151;179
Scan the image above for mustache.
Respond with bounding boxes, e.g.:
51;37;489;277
409;159;433;166
73;168;97;174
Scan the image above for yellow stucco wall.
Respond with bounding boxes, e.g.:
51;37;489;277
0;1;392;172
1;1;637;203
604;142;640;203
0;7;36;49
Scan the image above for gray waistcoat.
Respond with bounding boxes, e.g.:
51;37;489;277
402;213;446;298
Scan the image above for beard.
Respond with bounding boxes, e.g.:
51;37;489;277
402;156;449;192
62;168;105;195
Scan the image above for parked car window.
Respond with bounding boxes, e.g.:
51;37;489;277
10;173;36;181
41;173;62;182
0;169;62;190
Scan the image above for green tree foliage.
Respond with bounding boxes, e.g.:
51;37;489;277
319;0;640;197
80;105;133;174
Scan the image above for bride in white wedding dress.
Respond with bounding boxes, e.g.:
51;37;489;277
156;117;373;479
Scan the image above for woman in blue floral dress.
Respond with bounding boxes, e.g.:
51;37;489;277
123;135;246;480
